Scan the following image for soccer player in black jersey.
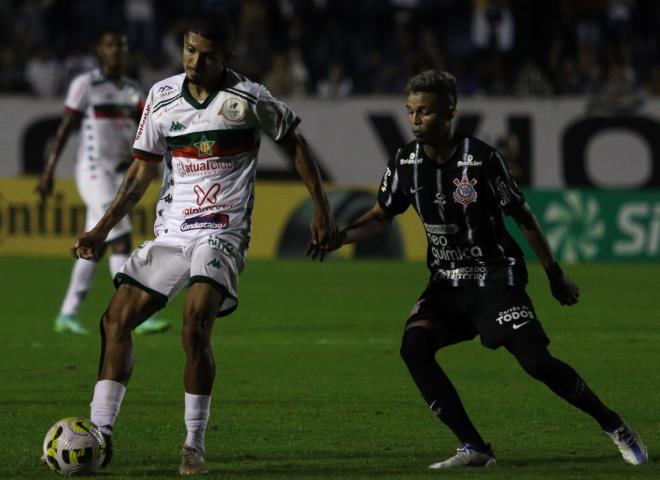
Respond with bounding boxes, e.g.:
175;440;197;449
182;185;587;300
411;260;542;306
320;70;647;468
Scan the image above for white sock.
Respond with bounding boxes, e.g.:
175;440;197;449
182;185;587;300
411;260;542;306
184;393;211;453
109;254;129;279
60;259;97;316
90;380;126;435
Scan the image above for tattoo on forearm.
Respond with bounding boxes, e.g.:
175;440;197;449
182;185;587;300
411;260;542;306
107;173;144;219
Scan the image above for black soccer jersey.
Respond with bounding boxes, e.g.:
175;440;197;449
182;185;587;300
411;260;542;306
377;134;528;286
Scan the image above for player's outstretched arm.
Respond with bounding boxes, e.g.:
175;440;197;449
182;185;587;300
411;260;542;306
35;110;80;202
279;128;336;261
511;202;579;306
72;159;159;260
330;203;394;252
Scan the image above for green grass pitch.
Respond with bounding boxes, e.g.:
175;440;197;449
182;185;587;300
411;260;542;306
0;256;658;479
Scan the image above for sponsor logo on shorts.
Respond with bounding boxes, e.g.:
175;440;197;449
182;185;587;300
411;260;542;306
453;175;478;205
424;223;459;235
495;305;535;326
175;159;235;177
207;258;222;268
432;265;487;281
180;212;229;231
208;235;236;256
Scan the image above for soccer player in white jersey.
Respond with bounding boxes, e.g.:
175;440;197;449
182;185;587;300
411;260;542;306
71;12;336;475
35;30;170;336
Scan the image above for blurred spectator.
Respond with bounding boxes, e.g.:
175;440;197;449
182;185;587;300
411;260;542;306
513;61;554;97
496;133;525;184
3;0;660;98
317;62;353;99
25;46;61;97
263;52;297;97
125;0;159;56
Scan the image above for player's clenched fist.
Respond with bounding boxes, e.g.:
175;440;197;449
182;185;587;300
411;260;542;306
72;230;106;261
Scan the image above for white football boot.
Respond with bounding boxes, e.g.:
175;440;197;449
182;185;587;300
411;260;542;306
429;443;496;469
606;420;648;465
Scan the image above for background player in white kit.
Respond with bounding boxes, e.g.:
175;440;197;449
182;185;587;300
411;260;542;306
35;30;170;335
71;12;336;475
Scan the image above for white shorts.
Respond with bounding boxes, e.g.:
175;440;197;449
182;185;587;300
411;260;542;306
76;166;131;242
115;233;244;316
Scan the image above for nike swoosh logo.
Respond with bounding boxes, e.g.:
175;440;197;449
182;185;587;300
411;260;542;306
512;321;530;330
410;186;424;194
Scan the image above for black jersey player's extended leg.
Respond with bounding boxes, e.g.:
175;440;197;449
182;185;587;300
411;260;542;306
400;323;488;449
505;337;621;431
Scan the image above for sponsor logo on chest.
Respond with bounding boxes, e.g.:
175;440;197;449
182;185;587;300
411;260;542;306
175;158;236;177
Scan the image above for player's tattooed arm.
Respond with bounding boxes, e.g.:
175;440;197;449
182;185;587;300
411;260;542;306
102;160;159;231
511;202;579;306
72;159;159;260
279;128;337;261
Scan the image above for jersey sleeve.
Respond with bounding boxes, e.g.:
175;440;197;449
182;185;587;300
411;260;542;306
377;151;410;216
64;75;89;114
254;86;300;142
484;150;525;216
132;87;166;162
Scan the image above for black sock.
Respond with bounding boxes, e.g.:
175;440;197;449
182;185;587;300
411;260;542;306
506;339;620;430
400;327;487;449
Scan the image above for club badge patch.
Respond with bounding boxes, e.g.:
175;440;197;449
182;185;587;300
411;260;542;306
452;175;478;205
219;96;247;123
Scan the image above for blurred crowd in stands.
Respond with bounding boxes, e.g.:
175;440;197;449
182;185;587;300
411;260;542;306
2;0;660;101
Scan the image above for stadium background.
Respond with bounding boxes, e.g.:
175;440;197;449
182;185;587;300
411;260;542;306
0;1;658;479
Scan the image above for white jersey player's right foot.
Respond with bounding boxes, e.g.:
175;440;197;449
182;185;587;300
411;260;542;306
429;443;496;469
179;445;208;475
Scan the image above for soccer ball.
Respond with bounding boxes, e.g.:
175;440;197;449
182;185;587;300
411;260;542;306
43;417;106;476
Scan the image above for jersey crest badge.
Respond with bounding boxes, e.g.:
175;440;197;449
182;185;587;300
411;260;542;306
452;175;478;205
219;96;248;123
193;135;215;157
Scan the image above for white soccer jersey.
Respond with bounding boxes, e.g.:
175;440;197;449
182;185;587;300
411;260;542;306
133;69;299;251
65;68;143;173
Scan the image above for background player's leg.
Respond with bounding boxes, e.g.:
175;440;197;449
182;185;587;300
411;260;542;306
505;338;620;429
54;258;98;334
107;234;131;280
400;323;487;449
505;337;647;464
179;281;223;475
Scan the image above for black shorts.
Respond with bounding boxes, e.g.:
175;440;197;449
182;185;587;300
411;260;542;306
405;283;549;350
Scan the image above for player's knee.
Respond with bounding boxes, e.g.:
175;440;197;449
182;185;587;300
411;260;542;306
514;348;554;380
101;310;132;340
181;310;213;353
400;326;436;367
